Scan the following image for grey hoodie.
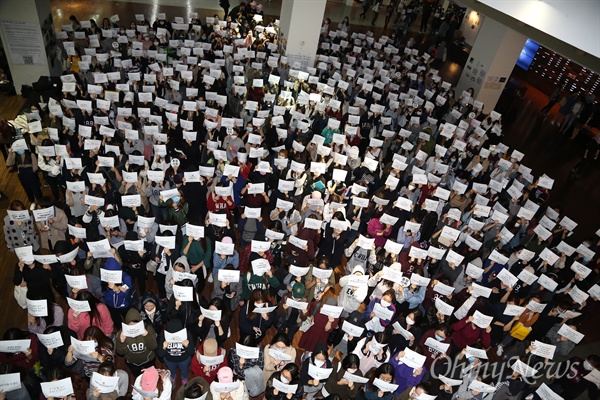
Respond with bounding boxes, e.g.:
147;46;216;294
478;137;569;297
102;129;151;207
165;256;191;299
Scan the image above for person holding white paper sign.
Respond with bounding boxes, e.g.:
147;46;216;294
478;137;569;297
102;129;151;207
299;342;332;400
322;354;364;399
195;298;230;347
228;335;265;385
212;236;239;284
4;200;39;253
265;362;303;400
298;296;339;355
26;296;64;335
101;257;133;329
0;327;38;370
213;264;243;312
38;325;76;373
34;197;67;251
362;363;396;400
191;338;226;384
115;308;157;377
158;190;189;227
181;232;211;295
88;360;130;399
352;333;391;375
364;289;396;335
156;319;194;387
67;291;114;340
239;290;274;342
450;314;491;355
65;326;114;377
209;366;249;400
263;333;297;388
131;366;172;400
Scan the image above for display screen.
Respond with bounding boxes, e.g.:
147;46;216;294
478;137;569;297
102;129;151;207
516;39;540;71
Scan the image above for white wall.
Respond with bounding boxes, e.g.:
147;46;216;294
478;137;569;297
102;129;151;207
456;17;527;112
0;0;51;94
280;0;327;70
479;0;600;59
460;8;485;48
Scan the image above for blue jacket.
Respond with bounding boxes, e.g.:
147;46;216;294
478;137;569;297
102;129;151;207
102;258;133;309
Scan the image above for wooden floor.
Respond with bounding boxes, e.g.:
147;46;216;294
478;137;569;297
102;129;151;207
0;91;28;330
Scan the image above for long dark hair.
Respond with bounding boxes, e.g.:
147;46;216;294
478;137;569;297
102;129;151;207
83;326;114;352
247;289;268;321
367;362;395;391
27;295;56;327
76;291;104;325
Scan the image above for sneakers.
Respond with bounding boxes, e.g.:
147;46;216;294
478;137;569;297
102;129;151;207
207;274;213;283
496;345;503;356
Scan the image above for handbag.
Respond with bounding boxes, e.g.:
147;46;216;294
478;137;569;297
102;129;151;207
510;322;532;340
14;285;28;309
298;300;321;332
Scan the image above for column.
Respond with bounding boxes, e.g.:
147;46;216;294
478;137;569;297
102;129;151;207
455;17;527;112
0;0;59;95
280;0;327;70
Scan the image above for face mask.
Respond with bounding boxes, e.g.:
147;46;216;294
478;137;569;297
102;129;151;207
408;185;415;191
16;150;24;155
172;196;180;203
500;238;508;245
467;356;475;363
406;317;415;325
380;299;390;308
280;376;290;384
230;135;237;139
347;368;357;374
314;359;325;367
246;127;252;131
584;361;593;371
435;334;445;341
154;41;159;46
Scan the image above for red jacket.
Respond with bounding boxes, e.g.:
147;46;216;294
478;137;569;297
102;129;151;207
191;346;226;383
451;316;491;350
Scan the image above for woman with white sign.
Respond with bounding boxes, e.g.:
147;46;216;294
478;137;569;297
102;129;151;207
88;360;129;399
265;362;303;400
239;290;274;343
156;319;194;387
101;258;133;329
298;295;339;356
165;256;195;300
115;308;157;377
66;326;114;377
4;200;39;253
131;366;172;400
38;138;64;201
0;328;38;370
363;289;397;335
158;190;189;227
322;353;364;399
67;291;114;340
166;279;201;329
209;366;249;400
65;265;103;301
34;197;68;252
199;298;231;345
212;264;243;312
13;257;56;309
362;363;396;400
38;325;75;373
26;296;64;335
353;332;391;376
191;338;227;384
299;342;332;400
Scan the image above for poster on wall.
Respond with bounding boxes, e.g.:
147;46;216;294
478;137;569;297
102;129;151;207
0;21;47;66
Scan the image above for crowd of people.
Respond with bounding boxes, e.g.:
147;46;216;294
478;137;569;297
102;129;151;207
1;1;600;400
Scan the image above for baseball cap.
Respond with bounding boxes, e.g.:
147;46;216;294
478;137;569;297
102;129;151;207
140;367;159;392
217;367;233;383
292;282;305;298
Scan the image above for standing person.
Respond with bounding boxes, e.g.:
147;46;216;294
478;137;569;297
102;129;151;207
156;319;194;385
131;366;172;400
540;85;562;114
4;200;39;252
6;147;42;202
116;308;158;377
220;0;230;18
34;197;68;251
384;3;394;29
371;1;381;25
360;0;372;19
67;291;114;339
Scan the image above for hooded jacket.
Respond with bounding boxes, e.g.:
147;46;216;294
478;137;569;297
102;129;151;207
338;265;369;313
102;258;133;309
165;256;191;299
138;291;167;335
115;308;157;365
156;319;195;362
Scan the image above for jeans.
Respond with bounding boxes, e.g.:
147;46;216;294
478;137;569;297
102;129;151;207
164;357;192;381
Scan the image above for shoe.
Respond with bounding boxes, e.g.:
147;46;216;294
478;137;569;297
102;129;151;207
208;274;213;283
496;345;503;356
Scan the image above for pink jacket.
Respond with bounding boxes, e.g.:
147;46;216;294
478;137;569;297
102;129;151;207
367;218;392;247
67;304;114;339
